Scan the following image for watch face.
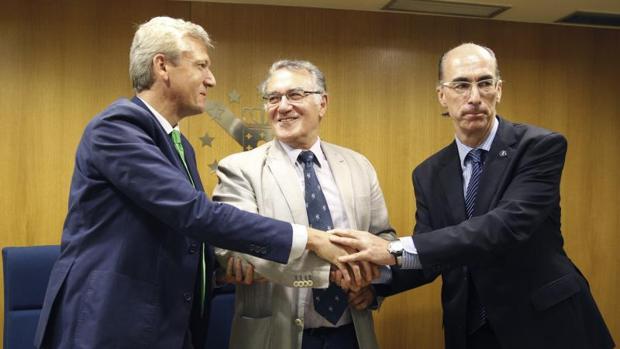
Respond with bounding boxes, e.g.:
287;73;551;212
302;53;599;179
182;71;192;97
389;240;403;255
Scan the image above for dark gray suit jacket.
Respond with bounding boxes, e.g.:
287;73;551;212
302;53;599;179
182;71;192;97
377;117;614;349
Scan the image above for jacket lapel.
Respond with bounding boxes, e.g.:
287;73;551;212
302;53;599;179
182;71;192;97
474;117;517;216
322;143;358;230
131;97;197;187
266;141;309;225
439;143;468;224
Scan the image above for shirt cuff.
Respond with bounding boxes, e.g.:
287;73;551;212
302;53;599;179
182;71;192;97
401;236;417;253
372;266;393;284
288;223;308;262
400;237;422;269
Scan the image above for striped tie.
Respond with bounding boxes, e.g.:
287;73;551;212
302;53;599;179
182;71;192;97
464;148;488;334
465;149;485;219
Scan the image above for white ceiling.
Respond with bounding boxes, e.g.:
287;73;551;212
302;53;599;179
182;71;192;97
193;0;620;28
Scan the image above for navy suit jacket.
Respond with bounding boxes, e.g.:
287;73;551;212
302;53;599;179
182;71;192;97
377;117;614;349
35;98;294;349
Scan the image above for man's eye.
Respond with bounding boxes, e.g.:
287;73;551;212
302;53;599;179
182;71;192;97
478;80;494;88
267;95;281;104
287;92;305;100
453;82;470;90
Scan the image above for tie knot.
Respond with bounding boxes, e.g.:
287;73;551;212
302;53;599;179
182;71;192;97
170;130;182;145
298;150;317;166
466;148;486;165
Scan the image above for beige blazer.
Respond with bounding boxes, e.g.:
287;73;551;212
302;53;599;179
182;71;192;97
213;140;394;349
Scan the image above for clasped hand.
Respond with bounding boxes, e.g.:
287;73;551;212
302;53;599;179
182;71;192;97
307;228;381;292
222;228;385;310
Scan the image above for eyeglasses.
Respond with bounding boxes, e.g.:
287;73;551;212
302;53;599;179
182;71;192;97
440;78;500;96
262;88;323;106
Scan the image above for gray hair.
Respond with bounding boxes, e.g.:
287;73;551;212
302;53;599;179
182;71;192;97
259;60;327;96
129;16;212;92
438;43;501;82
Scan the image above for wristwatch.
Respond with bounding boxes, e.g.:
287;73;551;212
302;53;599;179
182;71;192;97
387;239;404;266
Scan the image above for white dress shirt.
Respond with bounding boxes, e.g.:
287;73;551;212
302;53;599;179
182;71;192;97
279;138;353;328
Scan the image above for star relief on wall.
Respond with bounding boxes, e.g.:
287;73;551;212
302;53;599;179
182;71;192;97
228;90;241;103
208;160;218;173
200;133;215;147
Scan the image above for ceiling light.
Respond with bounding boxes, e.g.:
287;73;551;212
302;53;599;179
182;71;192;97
557;11;620;28
383;0;510;18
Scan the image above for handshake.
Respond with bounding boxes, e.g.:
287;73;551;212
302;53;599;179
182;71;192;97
221;228;397;310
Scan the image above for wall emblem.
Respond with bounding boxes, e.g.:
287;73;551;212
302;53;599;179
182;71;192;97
201;89;273;173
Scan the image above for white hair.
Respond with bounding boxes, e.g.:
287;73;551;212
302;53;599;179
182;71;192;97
259;59;327;96
129;16;212;92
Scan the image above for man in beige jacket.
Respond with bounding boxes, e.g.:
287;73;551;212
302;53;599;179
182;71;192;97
213;60;394;349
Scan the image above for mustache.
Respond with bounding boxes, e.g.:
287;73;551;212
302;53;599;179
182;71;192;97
462;108;487;115
441;108;489;117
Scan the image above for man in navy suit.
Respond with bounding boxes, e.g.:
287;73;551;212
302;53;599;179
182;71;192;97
34;16;359;349
331;43;614;349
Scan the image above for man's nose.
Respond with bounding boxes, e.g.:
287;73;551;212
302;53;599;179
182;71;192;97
467;84;481;104
277;96;293;112
204;69;216;87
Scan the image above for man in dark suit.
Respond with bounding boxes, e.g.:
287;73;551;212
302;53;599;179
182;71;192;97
330;43;615;349
34;16;357;349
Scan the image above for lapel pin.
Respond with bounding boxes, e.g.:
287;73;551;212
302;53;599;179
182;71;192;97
499;150;508;157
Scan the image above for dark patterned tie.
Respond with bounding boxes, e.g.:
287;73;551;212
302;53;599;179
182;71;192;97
298;150;348;325
464;148;488;333
465;148;485;219
171;130;206;318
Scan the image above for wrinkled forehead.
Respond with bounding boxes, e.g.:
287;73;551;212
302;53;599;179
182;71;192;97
266;68;317;92
443;46;497;81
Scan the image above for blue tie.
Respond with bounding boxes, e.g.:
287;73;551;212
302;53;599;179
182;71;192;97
298;150;348;325
465;148;485;219
464;148;488;333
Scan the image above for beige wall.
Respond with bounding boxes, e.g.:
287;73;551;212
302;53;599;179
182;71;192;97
1;1;618;347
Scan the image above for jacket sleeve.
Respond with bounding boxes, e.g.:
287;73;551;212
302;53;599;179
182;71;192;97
413;132;567;270
212;153;330;289
86;110;293;264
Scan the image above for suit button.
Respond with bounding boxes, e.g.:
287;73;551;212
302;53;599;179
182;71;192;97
189;247;197;254
183;292;192;302
294;318;304;329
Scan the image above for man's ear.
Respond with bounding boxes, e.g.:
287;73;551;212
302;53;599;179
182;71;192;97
496;80;503;104
437;86;448;108
319;94;328;119
152;53;168;81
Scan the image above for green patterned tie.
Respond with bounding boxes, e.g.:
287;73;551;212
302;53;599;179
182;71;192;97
171;130;195;187
170;130;205;317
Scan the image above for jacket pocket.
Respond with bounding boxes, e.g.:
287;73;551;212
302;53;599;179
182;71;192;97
230;315;272;348
531;273;581;311
74;270;160;349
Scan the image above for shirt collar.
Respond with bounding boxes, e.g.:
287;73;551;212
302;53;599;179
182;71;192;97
279;138;326;167
137;97;180;135
455;116;498;166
